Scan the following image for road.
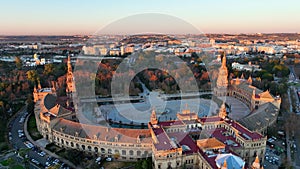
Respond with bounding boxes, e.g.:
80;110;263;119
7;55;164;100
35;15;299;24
8;106;47;169
285;66;300;168
8;106;76;169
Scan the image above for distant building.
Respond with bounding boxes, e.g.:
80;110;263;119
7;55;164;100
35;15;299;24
232;62;261;72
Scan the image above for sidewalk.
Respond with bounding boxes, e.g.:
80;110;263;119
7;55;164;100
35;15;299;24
24;113;80;169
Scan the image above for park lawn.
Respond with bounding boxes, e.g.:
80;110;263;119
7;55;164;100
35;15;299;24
27;114;42;140
0;158;15;166
11;164;25;169
102;161;135;169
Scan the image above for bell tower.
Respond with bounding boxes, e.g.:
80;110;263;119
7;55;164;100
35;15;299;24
150;108;158;125
218;102;227;119
214;53;228;97
66;55;75;98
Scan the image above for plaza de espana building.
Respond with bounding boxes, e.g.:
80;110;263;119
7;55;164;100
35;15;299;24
33;54;281;169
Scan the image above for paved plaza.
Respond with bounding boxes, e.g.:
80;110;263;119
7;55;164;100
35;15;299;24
97;92;218;124
219;96;250;120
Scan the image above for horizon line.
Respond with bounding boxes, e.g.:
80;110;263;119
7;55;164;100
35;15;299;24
1;32;300;36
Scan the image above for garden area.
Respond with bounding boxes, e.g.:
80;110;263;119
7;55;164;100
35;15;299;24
0;158;25;169
27;113;42;140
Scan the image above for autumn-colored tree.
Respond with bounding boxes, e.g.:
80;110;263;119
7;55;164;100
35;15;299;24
15;56;22;69
44;63;55;76
26;70;39;83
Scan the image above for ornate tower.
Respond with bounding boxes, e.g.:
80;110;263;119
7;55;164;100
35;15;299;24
247;76;253;85
218;102;227;119
66;55;75;98
251;156;261;169
215;53;228;96
150;108;158;125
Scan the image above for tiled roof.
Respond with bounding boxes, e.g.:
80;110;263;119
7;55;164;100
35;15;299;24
235;83;263;95
51;118;152;144
168;132;199;155
238;103;278;132
259;90;274;99
152;127;174;151
226;120;263;140
199;116;223;123
197;138;225;150
159;120;184;127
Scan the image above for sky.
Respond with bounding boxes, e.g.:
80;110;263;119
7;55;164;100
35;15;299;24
0;0;299;35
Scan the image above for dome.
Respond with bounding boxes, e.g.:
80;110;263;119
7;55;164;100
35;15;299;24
215;153;245;169
44;94;57;110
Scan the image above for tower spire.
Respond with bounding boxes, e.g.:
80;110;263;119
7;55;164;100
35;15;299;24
219;102;227;119
67;55;72;73
150;108;158;125
66;55;75;98
247;76;253;85
252;156;261;169
215;52;229;97
37;80;42;89
221;52;227;68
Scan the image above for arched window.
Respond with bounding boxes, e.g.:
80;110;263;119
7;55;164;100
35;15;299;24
88;146;92;151
82;145;85;150
108;149;112;154
101;148;105;153
94;147;98;152
137;151;141;156
70;142;74;147
129;150;134;156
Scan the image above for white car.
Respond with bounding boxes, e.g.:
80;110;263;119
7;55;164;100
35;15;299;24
106;157;112;162
95;157;101;163
53;159;60;165
38;151;46;157
31;159;40;165
24;141;34;148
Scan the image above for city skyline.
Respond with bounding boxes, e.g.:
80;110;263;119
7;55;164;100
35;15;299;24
1;0;300;35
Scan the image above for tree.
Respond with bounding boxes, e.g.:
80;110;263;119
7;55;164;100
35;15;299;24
15;56;22;69
44;63;55;76
0;101;7;120
27;94;34;113
142;160;149;169
26;70;39;83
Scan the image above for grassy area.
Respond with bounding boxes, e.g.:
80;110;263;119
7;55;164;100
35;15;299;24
27;113;42;140
0;113;9;152
0;158;15;166
45;143;62;153
0;158;25;169
102;161;135;169
11;164;25;169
